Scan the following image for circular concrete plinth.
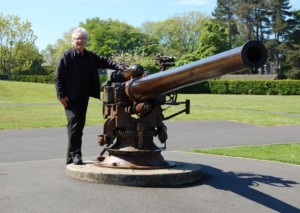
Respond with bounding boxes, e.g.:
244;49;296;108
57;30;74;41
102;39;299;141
66;161;202;186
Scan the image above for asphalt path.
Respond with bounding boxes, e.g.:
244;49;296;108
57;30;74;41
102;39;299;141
0;121;299;212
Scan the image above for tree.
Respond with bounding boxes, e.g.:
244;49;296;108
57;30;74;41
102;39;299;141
41;44;57;73
252;0;271;42
197;21;229;58
265;0;293;76
80;18;155;57
175;21;229;67
212;0;239;48
12;42;44;75
288;10;300;44
48;19;157;70
268;0;292;42
0;13;39;75
277;9;300;78
53;30;73;60
228;0;271;43
279;42;300;78
142;11;211;56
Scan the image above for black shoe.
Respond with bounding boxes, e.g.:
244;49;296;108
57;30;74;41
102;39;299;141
66;159;73;165
73;155;83;165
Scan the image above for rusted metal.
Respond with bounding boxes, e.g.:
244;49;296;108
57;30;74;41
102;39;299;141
96;41;267;169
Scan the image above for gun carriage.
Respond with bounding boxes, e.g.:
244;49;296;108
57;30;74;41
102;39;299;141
96;41;267;169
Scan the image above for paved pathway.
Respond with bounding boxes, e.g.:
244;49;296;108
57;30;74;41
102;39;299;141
0;121;299;212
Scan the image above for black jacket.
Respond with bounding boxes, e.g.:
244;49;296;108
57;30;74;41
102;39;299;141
55;48;123;100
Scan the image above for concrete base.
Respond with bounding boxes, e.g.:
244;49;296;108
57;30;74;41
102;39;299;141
66;161;202;186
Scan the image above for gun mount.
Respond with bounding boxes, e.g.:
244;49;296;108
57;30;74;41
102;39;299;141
96;40;267;169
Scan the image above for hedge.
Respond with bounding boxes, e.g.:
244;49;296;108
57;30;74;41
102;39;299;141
9;74;108;87
7;75;300;95
179;80;300;95
9;75;54;84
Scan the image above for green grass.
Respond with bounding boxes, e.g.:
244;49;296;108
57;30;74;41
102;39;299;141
165;94;300;126
1;80;300;129
191;143;300;165
0;81;103;129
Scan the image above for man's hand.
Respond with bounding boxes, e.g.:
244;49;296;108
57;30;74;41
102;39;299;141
60;97;69;108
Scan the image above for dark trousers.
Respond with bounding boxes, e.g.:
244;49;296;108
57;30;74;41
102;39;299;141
64;97;89;164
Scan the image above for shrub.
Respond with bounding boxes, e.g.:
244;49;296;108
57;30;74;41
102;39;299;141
8;75;300;96
178;80;300;95
9;75;54;84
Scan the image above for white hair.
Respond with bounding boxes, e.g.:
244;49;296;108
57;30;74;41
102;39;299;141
72;27;88;40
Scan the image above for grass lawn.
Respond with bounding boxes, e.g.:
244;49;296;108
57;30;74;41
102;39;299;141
1;80;300;129
191;143;300;165
0;81;103;129
169;94;300;126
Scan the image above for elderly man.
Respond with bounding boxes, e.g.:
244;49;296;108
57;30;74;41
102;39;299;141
55;27;126;165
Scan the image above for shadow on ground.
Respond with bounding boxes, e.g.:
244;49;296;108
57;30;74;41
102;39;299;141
194;165;299;212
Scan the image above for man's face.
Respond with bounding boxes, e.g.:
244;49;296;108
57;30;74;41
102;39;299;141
72;35;87;53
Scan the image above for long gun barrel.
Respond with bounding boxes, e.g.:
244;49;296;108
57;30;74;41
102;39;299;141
125;40;267;101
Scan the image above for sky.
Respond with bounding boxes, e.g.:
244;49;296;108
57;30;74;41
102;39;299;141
1;0;300;51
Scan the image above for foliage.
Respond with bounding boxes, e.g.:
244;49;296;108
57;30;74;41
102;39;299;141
12;42;46;75
196;21;229;58
111;52;160;74
176;53;201;66
268;0;293;42
265;0;293;76
0;13;43;75
213;0;299;78
289;10;300;44
208;80;300;95
111;52;142;66
276;42;300;79
234;0;271;41
4;1;300;80
142;11;211;56
208;80;229;94
9;74;54;83
135;56;160;74
178;82;211;94
80;18;156;57
40;44;57;71
280;10;300;79
9;73;300;96
212;0;239;48
53;29;73;61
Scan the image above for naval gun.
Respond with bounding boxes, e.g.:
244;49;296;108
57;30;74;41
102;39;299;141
96;40;267;169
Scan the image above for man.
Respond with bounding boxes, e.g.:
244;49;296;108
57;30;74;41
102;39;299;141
55;27;126;165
